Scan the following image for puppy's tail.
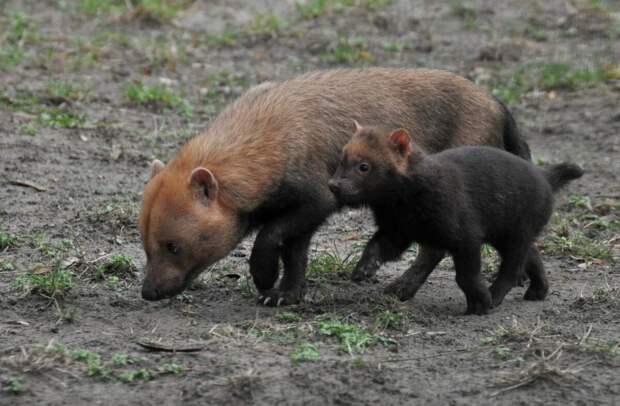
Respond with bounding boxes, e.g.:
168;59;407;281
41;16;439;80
544;163;584;192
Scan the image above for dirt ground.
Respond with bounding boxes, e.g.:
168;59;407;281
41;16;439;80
1;0;619;405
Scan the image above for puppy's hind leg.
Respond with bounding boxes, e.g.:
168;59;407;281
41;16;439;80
490;244;528;308
453;247;491;315
523;246;549;301
351;230;410;282
384;247;445;301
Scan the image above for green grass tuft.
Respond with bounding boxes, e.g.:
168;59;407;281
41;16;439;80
0;232;18;250
1;259;15;271
71;349;108;377
374;310;405;330
206;29;239;48
307;250;358;282
1;88;87;129
133;0;188;22
37;108;86;128
46;80;87;100
118;368;154;383
246;12;283;37
3;376;24;394
492;62;619;104
125;81;192;116
80;0;187;22
543;231;613;261
382;41;405;52
0;89;39;112
30;234;73;258
317;315;395;354
290;342;321;363
204;70;249;90
11;261;73;298
522;21;548;42
493;345;512;360
161;362;184;374
80;0;122;15
20;122;38;136
450;0;478;29
6;343;187;385
295;0;331;18
362;0;393;10
579;337;619;357
237;274;258;298
95;253;136;281
278;311;302;323
0;10;38;70
295;0;392;19
321;37;373;64
111;353;133;367
539;195;618;263
249;324;302;345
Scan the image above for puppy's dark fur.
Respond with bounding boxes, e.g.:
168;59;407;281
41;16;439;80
329;125;583;314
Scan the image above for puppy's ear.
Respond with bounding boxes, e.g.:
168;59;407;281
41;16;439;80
353;119;364;134
389;128;412;156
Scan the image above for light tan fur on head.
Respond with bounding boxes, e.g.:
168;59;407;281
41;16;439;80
345;125;417;174
139;164;243;300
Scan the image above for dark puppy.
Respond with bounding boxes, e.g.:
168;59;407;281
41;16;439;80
329;123;583;314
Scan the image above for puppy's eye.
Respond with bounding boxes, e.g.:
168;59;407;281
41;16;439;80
166;241;180;255
358;163;370;173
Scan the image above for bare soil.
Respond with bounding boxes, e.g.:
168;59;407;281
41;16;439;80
1;1;619;405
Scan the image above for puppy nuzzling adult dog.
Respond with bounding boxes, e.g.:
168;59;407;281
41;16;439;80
329;124;583;314
138;68;533;306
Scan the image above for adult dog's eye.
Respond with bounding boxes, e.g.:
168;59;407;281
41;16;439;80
166;241;180;255
358;163;370;173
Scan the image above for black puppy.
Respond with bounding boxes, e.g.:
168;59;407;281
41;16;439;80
328;123;583;314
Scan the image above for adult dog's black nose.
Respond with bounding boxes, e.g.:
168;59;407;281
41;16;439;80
141;278;160;301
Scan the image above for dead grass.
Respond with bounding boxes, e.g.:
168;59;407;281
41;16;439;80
491;346;593;397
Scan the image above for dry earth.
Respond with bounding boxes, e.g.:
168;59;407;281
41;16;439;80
1;1;619;405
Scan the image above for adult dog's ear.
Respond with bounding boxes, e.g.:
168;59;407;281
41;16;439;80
189;167;219;205
150;160;165;179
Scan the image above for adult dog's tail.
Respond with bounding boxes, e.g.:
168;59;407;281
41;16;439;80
496;98;532;161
